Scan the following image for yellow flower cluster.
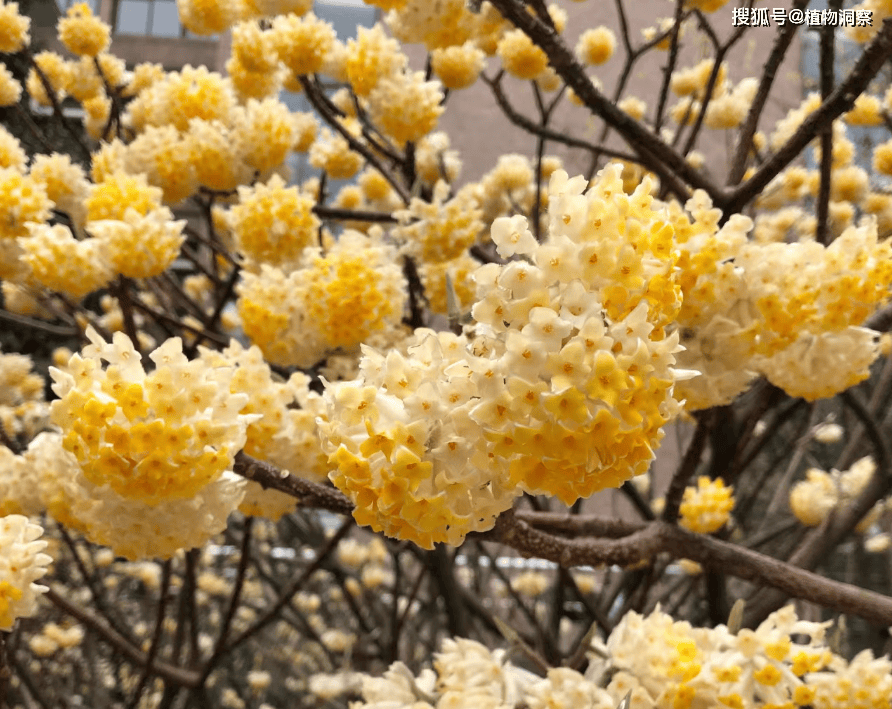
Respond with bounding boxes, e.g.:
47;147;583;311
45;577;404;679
237;230;407;367
29;153;90;226
86;171;162;222
319;328;520;549
19;223;114;298
272;12;336;77
419;252;478;315
0;167;52;240
0;1;29;53
0;349;48;445
679;476;734;533
57;3;110;57
0;64;21;106
126;65;234;133
669;190;892;407
431;41;485;90
576;27;616;66
50;328;253;506
309;118;364;179
229;174;319;269
497;29;549;80
387;0;475;50
393;181;482;264
345;24;406;97
367;71;444;146
87;206;186;279
199;342;328;520
177;0;237;36
0;125;25;170
351;605;889;709
321;165;691;548
0;515;50;631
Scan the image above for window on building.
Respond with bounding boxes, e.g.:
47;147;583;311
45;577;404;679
113;0;214;39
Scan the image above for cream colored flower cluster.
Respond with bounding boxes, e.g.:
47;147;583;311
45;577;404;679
237;229;407;368
789;456;885;531
199;341;328;520
42;329;252;559
318;328;520;549
320;165;691;548
347;605;892;709
0;515;51;631
669;190;892;408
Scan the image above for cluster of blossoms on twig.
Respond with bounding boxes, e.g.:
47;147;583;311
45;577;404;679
334;605;891;709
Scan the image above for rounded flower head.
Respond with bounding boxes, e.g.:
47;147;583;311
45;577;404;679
26;51;71;106
19;223;114;298
86;171;163;222
321;165;690;547
49;328;256;506
88;207;186;279
0;2;29;53
57;3;110;57
272;12;336;77
176;0;237;35
497;28;548;80
237;230;407;367
230;174;319;269
0;515;51;631
576;26;615;65
431;41;485;90
367;71;444;146
679;476;734;533
231;97;298;174
345;23;406;97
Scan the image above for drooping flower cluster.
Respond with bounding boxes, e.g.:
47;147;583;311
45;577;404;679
0;515;51;631
320;165;693;547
